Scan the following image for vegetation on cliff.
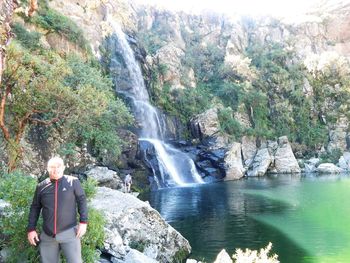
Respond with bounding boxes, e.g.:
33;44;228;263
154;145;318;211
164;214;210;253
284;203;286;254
0;2;133;171
138;18;350;157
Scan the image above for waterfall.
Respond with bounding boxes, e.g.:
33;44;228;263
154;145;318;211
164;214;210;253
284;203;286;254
108;19;204;187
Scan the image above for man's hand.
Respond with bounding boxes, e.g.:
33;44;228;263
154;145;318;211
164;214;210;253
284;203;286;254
27;231;39;246
76;223;87;238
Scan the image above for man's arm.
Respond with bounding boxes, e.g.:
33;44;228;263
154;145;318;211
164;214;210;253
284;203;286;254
27;185;41;246
27;185;42;231
74;179;88;238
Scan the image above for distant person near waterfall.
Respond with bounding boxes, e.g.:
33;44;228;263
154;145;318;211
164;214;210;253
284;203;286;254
124;174;132;193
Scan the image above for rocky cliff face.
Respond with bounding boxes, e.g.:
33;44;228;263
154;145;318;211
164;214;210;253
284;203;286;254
45;0;350;179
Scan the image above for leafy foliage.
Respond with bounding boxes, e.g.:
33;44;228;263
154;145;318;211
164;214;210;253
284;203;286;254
12;22;42;50
0;171;40;263
30;8;90;51
218;107;243;140
1;39;132;167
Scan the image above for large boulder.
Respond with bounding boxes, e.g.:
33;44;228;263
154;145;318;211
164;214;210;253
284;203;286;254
154;44;185;89
316;163;343;173
270;136;301;173
338;152;350;171
223;143;245;181
190;108;220;140
327;116;348;152
241;136;257;167
85;166;123;189
90;187;191;263
247;148;273;177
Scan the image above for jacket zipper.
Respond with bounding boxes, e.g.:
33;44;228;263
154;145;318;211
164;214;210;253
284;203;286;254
54;180;58;236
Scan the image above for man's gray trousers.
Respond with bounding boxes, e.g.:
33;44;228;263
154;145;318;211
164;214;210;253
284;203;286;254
39;227;82;263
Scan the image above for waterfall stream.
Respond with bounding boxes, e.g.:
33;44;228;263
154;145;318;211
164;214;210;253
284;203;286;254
108;19;204;188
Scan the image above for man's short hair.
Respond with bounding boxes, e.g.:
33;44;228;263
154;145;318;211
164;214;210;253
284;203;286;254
47;156;65;168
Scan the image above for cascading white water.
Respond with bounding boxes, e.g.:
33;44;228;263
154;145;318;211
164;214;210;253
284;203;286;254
108;19;204;187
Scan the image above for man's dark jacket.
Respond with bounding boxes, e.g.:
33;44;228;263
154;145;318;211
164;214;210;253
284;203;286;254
27;175;88;237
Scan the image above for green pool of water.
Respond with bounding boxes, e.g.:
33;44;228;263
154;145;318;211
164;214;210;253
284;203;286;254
149;174;350;262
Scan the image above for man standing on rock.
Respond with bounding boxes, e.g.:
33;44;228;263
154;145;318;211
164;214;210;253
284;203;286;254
124;173;132;193
27;156;88;263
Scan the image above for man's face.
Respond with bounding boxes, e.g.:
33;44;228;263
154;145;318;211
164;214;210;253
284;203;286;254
47;161;64;180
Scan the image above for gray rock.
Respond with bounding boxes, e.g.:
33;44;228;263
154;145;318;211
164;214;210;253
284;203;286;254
304;158;320;173
241;136;257;166
155;44;185;89
316;163;343;173
270;136;301;174
91;187;191;263
0;200;9;214
0;248;10;263
224;143;245;180
338;152;350;170
247;148;273;177
124;249;158;263
86;166;123;189
190;108;220;139
327;116;348;152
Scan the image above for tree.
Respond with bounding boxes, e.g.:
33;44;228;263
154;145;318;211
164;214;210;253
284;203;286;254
0;0;38;86
0;42;76;171
0;0;17;86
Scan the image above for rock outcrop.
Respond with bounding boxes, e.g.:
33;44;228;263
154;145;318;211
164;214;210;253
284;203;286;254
85;166;123;189
247;148;273;177
190;108;220;140
327;116;349;152
338;152;350;171
223;143;245;180
270;136;301;173
241;136;257;167
91;187;191;263
316;163;343;173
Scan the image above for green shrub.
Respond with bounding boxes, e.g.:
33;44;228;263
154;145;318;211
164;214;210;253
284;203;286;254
12;22;42;50
0;173;105;263
31;8;90;51
218;107;243;140
82;178;98;201
320;148;343;164
0;171;41;263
